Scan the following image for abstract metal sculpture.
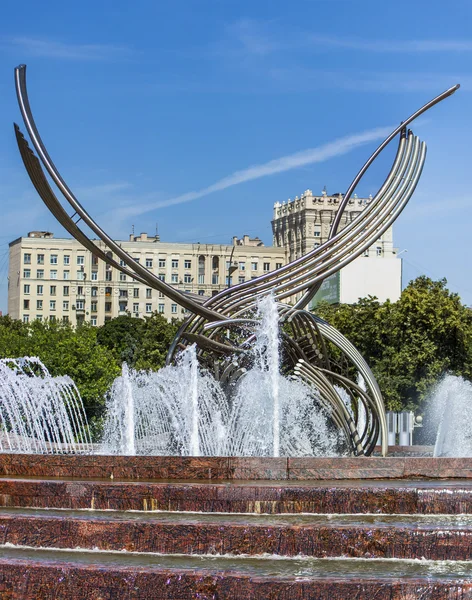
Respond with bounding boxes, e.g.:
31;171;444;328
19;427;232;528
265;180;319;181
13;64;459;456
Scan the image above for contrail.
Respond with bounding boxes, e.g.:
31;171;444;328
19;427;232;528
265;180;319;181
116;124;394;219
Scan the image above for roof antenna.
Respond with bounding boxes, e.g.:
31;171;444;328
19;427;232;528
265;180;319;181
131;224;135;236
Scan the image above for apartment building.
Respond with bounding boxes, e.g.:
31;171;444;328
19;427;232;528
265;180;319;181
8;232;287;325
272;188;402;305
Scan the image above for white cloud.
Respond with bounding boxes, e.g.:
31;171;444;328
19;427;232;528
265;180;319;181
7;37;132;61
114;124;393;220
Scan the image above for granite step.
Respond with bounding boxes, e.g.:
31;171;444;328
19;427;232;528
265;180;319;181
0;546;471;599
1;477;472;514
1;508;472;560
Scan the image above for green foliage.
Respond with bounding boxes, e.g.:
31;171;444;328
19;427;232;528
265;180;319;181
315;276;472;411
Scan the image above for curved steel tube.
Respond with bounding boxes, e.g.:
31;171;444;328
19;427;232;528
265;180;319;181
14;65;223;323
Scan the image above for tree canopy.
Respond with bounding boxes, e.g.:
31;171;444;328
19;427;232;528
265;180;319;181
315;276;472;411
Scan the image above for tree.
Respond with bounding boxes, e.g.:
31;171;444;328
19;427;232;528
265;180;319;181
314;277;472;411
134;312;182;371
96;315;145;366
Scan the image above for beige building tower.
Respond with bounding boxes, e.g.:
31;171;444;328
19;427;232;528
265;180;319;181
272;188;402;305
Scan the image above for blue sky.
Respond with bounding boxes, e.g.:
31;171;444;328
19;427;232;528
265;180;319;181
0;0;471;311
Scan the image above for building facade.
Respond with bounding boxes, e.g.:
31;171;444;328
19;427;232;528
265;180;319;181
272;188;402;305
8;232;287;325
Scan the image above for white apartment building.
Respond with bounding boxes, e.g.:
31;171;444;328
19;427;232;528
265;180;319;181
272;188;402;305
8;232;287;325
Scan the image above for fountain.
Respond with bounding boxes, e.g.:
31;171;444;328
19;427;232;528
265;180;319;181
101;295;340;457
0;357;91;454
3;65;471;597
430;375;472;457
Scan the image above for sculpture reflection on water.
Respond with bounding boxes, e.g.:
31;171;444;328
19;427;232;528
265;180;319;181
102;296;340;457
10;64;460;456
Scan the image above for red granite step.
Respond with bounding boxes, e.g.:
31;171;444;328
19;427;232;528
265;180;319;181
1;509;472;560
1;477;472;513
0;548;471;599
1;454;472;481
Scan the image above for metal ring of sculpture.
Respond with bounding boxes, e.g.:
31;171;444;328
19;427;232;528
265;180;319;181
13;64;459;456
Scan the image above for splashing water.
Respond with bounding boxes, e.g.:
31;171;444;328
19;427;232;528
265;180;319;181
0;357;92;454
101;295;340;457
430;375;472;457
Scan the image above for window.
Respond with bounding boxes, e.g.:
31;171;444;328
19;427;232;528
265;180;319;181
198;274;204;284
63;255;70;265
376;247;382;256
24;253;31;264
134;256;140;263
63;301;69;311
184;260;191;269
171;259;178;269
50;285;56;296
24;284;30;294
36;300;43;310
158;259;166;268
146;288;152;299
225;276;232;286
198;290;205;296
146;303;153;313
50;255;58;265
105;271;112;281
363;249;369;257
105;302;112;312
119;289;128;298
276;262;282;270
171;304;177;314
119;259;126;267
133;303;139;313
119;273;126;282
91;302;97;312
212;274;219;285
158;274;165;282
145;258;153;268
37;269;44;279
50;301;56;311
50;270;57;279
77;256;84;265
37;254;44;265
77;271;84;280
314;231;321;237
49;315;56;323
171;274;178;283
158;303;164;313
37;285;43;295
133;288;139;298
105;287;112;296
91;287;98;297
36;315;42;322
238;276;245;283
184;274;192;284
23;315;29;323
159;291;164;298
251;262;258;271
63;270;70;280
23;299;30;310
92;255;99;266
263;262;270;272
239;262;245;271
212;256;219;270
76;300;84;310
91;271;98;281
119;302;127;312
23;269;31;279
63;286;69;296
90;316;97;326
